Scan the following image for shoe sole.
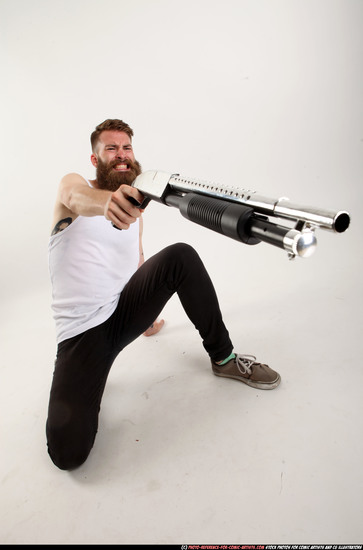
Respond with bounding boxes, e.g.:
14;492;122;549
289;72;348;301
213;371;281;390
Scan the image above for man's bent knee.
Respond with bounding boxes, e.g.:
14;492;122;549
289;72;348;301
46;417;96;470
47;444;91;470
164;242;202;266
170;242;198;256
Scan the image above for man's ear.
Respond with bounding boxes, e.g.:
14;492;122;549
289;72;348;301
91;154;98;168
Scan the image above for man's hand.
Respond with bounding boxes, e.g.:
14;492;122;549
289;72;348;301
104;184;145;229
143;319;165;337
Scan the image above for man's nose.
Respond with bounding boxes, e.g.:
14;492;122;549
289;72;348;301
116;149;130;160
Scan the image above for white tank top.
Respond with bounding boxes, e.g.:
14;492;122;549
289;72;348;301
48;190;140;343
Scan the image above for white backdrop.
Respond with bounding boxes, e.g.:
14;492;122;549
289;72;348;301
1;0;361;303
1;0;362;544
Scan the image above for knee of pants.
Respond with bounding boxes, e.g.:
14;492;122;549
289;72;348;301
46;424;96;470
169;242;199;260
164;242;203;271
46;405;97;470
48;446;90;471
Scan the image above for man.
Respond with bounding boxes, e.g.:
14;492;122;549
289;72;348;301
46;119;281;470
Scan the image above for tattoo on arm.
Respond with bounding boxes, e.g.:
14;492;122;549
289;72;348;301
51;217;73;236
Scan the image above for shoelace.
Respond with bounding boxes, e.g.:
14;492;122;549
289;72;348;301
235;354;257;375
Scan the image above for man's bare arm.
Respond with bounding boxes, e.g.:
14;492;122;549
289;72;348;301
51;173;144;234
59;173;111;217
138;216;144;267
137;215;165;337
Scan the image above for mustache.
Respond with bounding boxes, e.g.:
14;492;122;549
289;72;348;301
109;158;138;170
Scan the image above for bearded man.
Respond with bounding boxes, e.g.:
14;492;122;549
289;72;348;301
46;119;280;471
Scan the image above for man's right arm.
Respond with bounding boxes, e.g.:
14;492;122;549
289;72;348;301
51;173;144;234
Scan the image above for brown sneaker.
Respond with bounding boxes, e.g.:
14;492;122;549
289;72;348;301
211;354;281;390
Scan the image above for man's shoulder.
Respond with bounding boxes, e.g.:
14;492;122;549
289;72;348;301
60;173;91;187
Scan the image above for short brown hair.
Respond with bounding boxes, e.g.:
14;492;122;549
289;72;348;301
90;119;134;152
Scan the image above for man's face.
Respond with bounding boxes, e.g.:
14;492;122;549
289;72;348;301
91;130;142;191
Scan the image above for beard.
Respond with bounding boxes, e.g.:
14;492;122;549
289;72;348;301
96;157;142;191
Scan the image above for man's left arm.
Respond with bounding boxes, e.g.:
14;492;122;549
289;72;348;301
138;215;165;337
138;216;145;268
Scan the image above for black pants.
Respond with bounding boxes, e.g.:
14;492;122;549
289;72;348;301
46;243;233;470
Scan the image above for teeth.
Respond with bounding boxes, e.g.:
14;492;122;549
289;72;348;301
115;164;128;170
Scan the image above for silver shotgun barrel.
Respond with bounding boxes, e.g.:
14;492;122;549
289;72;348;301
165;173;350;233
132;170;350;258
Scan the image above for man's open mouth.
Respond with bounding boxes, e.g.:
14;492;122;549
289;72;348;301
113;163;129;171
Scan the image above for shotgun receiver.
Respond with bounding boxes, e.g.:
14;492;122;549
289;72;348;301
132;170;350;259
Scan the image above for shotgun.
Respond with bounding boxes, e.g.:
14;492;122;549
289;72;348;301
131;170;350;259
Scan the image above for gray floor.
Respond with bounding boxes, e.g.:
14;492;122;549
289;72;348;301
1;206;362;544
